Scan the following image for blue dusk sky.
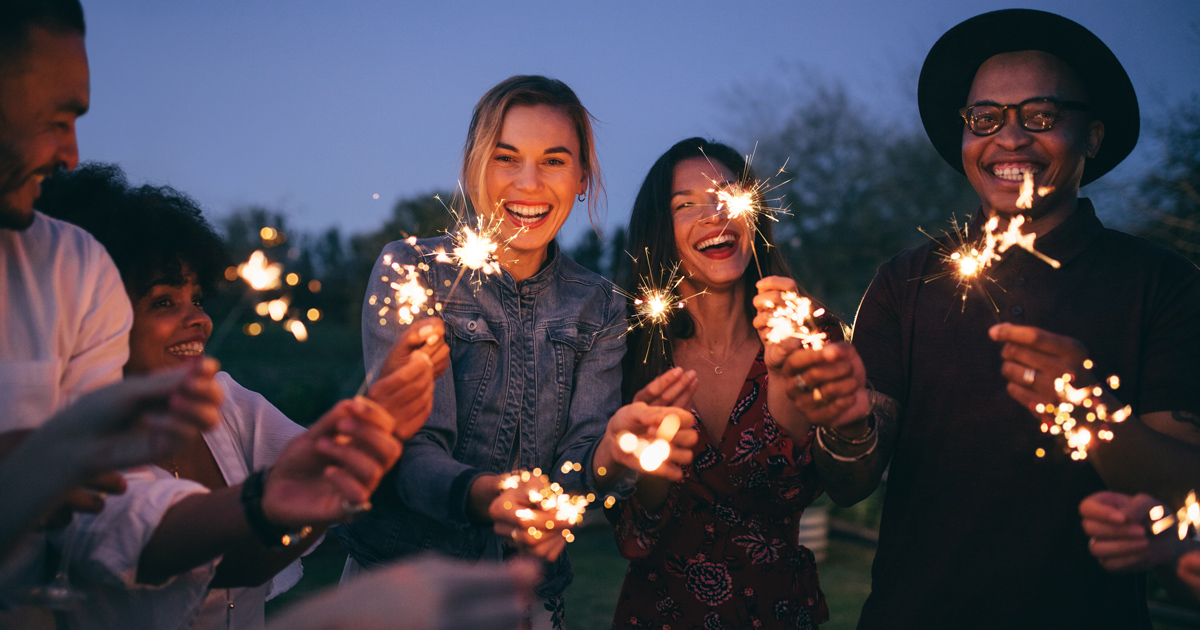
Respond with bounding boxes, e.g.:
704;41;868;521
76;1;1200;245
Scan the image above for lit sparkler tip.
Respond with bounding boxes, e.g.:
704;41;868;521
763;291;826;348
238;250;283;291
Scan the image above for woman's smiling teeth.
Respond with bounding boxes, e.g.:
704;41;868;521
696;233;736;252
167;341;204;357
505;203;551;226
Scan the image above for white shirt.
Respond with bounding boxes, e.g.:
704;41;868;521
68;372;309;630
0;211;133;430
0;211;132;619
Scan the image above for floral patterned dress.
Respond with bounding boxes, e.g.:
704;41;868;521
607;351;829;629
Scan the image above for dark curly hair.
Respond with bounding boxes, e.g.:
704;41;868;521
35;162;229;298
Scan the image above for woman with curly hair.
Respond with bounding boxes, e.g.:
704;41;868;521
36;163;432;630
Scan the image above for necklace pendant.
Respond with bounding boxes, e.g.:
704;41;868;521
714;365;723;375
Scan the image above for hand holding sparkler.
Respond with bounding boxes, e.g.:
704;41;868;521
601;403;697;480
989;323;1103;414
488;469;591;561
263;397;402;527
1179;551;1200;599
365;317;448;440
1080;491;1200;573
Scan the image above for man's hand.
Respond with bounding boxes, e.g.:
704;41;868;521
989;323;1097;414
263;397;402;528
632;367;698;410
1179;550;1200;600
1080;491;1190;572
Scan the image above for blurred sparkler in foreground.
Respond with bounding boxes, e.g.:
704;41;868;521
499;466;592;544
1149;491;1200;541
616;412;681;473
1035;360;1131;461
211;230;320;349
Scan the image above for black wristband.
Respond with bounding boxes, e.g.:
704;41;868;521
241;469;306;548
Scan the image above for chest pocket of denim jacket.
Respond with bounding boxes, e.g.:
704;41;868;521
444;311;498;382
547;323;597;387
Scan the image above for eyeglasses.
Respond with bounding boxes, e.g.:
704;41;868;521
958;97;1090;136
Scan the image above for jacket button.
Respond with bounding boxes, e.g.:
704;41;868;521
1011;305;1024;316
467;320;477;331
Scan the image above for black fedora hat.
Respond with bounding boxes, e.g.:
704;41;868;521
918;9;1139;186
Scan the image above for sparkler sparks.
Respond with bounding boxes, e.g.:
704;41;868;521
498;466;592;544
762;291;827;348
370;253;437;327
1148;491;1200;541
616;413;681;472
615;250;706;363
699;148;790;276
1035;367;1131;460
238;250;283;290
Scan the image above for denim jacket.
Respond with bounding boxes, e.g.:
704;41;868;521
337;235;626;596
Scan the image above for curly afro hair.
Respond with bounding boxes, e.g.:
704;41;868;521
35;162;229;298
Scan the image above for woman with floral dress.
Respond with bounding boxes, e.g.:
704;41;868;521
609;138;862;629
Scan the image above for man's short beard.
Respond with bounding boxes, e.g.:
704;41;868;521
0;142;37;230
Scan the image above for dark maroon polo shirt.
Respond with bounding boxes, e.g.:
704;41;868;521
852;199;1200;630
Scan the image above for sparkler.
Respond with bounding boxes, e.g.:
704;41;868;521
699;147;790;276
761;291;828;348
614;249;707;363
923;174;1061;312
369;251;438;327
1148;491;1200;541
209;238;314;350
1034;362;1131;460
498;466;592;544
432;201;512;301
615;413;682;473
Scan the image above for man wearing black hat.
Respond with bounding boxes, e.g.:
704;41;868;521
795;9;1200;629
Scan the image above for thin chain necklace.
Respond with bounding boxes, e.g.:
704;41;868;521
687;331;754;375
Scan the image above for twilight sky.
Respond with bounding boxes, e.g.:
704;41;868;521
76;1;1200;246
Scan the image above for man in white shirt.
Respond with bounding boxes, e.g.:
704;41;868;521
0;2;223;619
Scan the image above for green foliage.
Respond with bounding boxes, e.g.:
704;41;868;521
1136;94;1200;264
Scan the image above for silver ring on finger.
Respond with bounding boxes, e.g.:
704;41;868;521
341;500;373;517
1022;367;1037;386
510;528;521;544
794;373;812;393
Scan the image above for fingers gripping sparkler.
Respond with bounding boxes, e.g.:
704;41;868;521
500;467;592;545
615;412;682;473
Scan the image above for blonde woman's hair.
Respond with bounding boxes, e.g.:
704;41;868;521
461;75;605;228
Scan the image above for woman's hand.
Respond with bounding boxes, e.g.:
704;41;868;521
599;403;697;482
776;343;872;433
263;397;402;528
487;477;571;562
752;275;802;371
632;367;698;409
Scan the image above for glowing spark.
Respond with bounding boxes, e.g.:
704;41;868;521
1148;491;1200;541
615;249;706;362
615;413;682;473
1040;369;1131;459
1016;171;1035;210
238;250;283;290
286;319;308;342
763;291;827;348
497;468;593;543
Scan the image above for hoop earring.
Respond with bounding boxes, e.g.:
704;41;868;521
577;193;586;202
